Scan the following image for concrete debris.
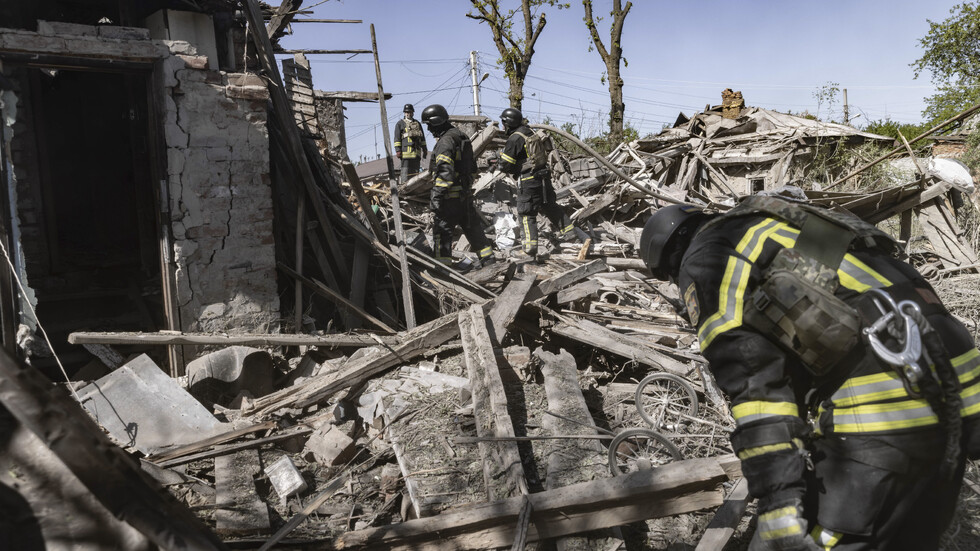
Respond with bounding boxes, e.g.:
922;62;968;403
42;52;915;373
2;4;979;551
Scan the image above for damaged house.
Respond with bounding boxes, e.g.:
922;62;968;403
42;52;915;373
0;1;979;550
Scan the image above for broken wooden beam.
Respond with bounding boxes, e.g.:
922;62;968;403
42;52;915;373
459;304;528;501
487;272;536;343
695;478;751;551
68;331;397;348
146;421;278;463
549;314;691;376
315;90;392;102
0;349;226;550
246;307;468;418
527;258;608;302
279;262;397;333
334;456;727;550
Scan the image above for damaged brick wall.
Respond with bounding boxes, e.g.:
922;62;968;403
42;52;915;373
0;23;280;338
161;48;280;333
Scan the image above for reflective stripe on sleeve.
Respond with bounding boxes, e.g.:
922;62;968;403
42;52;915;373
810;525;842;549
731;401;799;426
436;153;454;165
501;153;517;164
830;371;909;407
758;506;805;540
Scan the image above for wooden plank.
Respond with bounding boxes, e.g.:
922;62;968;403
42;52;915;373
572;190;618;222
265;0;304;42
555;279;602;305
459;304;528;501
314;90;392;102
146;421;277;463
552;254;649;270
538;347;623;549
334;456;728;550
215;450;270;536
370;24;416;329
917;198;978;266
695;478;750;551
0;349;225;550
277;49;373;55
69;331;395;347
343;161;388;245
246;307;467;418
243;0;351;290
155;428;313;468
487;272;535;343
528;258;607;301
551;316;691;376
279;262;397;333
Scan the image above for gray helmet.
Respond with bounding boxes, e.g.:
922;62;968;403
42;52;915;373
500;107;523;129
639;205;710;281
403;103;414;113
421;104;449;126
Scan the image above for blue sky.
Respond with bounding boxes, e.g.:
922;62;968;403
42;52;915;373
274;1;962;163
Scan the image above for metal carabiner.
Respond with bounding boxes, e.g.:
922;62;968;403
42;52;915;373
863;289;925;396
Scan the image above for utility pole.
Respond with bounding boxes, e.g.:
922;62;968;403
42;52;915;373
469;51;481;116
843;88;849;125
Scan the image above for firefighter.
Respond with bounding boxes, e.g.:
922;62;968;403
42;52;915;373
639;196;979;550
498;107;579;260
394;103;427;184
420;104;494;266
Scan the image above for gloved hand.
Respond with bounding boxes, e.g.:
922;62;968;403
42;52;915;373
396;151;402;159
748;500;821;551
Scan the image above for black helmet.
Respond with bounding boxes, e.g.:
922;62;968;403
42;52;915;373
403;103;414;113
639;205;710;281
500;107;523;129
421;104;449;126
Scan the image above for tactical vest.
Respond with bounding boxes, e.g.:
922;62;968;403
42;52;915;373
401;119;424;158
701;196;901;376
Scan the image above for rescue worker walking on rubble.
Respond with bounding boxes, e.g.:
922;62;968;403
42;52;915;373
420;104;494;267
498;107;579;260
640;193;979;550
394;104;427;184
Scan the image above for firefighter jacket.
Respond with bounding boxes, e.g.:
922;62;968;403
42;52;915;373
677;206;979;531
499;124;539;178
394;117;427;159
428;125;475;206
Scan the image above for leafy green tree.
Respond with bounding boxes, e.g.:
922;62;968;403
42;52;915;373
582;0;632;144
863;118;932;145
467;0;569;110
911;2;980;124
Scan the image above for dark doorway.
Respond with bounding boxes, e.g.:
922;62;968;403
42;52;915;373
25;67;164;377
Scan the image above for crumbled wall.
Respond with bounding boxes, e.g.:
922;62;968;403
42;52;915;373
160;45;279;333
0;22;280;336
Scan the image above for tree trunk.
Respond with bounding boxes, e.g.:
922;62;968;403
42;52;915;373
607;64;624;143
509;72;525;110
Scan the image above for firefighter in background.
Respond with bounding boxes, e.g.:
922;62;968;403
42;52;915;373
394;103;427;184
420;104;494;266
639;196;978;550
498;108;579;260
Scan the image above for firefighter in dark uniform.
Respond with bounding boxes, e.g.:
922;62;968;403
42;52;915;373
640;196;979;550
394;103;427;184
420;104;494;266
498;107;578;259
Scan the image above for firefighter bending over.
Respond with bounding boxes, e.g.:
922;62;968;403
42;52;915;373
498;108;580;260
640;195;979;550
420;104;494;267
394;103;427;184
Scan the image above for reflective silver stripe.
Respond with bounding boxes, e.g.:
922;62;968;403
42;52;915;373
954;349;980;383
731;401;799;426
811;526;842;548
962;379;980;417
758;506;804;539
838;254;890;291
831;399;937;433
436;154;453;164
830;371;907;408
735;218;782;259
697;255;752;347
501;153;517;164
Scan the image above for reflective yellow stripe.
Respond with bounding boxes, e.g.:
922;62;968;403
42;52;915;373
759;506;804;540
436;154;453;165
839;253;891;291
478;247;492;259
731;401;799;425
962;380;980;417
501;153;517;164
831;371;909;407
560;224;574;234
832;399;937;433
737;442;793;460
697;255;751;348
434;179;451;187
394;141;401;146
954;348;980;383
810;525;842;549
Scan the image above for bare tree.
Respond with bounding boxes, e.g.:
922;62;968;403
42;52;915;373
583;0;631;143
467;0;567;111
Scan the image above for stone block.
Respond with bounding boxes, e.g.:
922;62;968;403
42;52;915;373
37;21;97;37
97;26;151;41
226;73;265;88
166;147;185;176
303;425;356;466
164;40;198;55
186;224;229;240
176;54;209;70
64;37;167;59
225;84;269;101
1;32;67;54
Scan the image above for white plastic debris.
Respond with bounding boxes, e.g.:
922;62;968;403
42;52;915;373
264;455;308;499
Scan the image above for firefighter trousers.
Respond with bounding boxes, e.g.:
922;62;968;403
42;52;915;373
516;170;574;255
432;198;493;264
